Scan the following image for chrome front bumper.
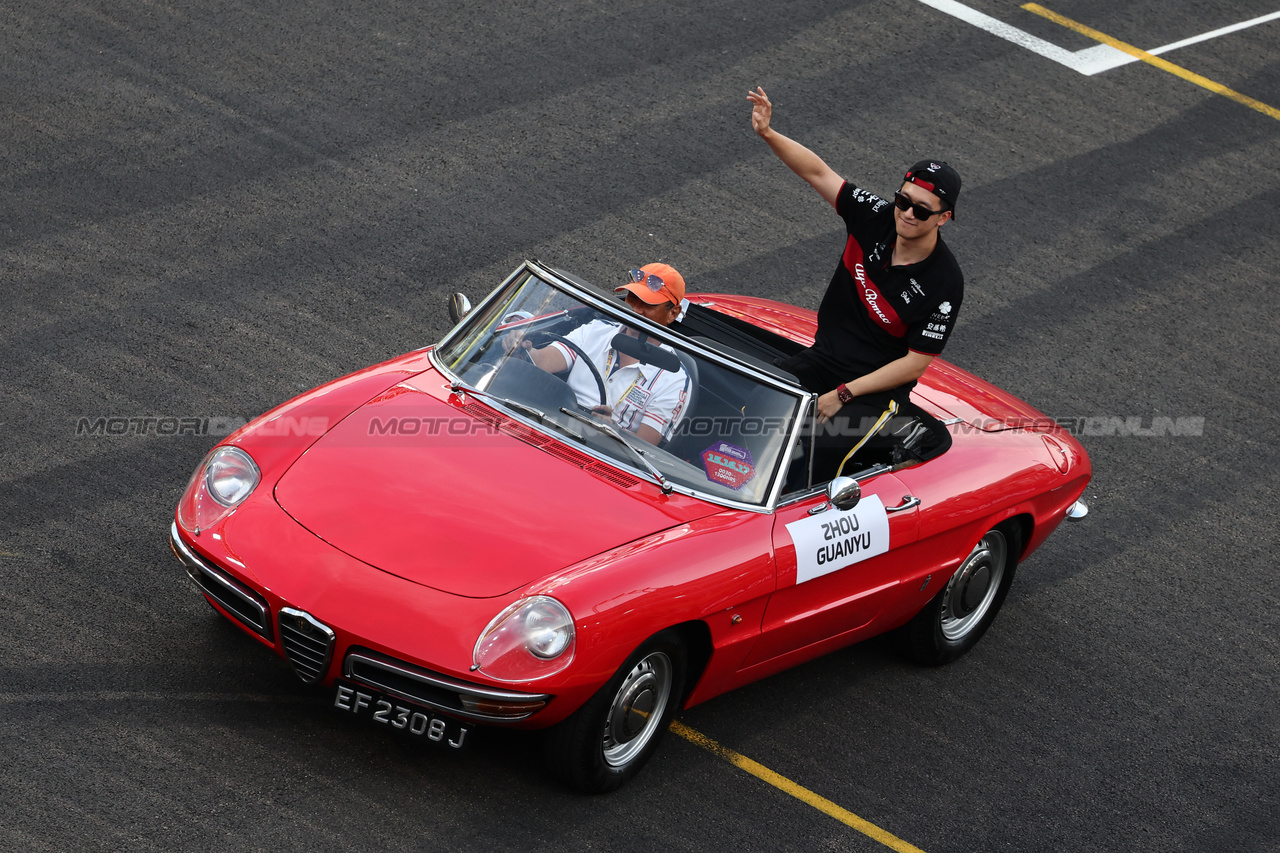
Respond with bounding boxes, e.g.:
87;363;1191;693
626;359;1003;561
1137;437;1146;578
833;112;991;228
1065;498;1089;522
170;521;273;639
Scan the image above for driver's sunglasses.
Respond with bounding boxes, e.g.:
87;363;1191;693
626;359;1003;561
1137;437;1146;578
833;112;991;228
628;269;666;293
893;191;947;221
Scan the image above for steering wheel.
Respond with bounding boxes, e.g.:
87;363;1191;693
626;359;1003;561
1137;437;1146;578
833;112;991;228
523;332;608;407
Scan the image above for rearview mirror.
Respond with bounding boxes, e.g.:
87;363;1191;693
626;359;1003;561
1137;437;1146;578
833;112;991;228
447;293;472;324
609;333;682;373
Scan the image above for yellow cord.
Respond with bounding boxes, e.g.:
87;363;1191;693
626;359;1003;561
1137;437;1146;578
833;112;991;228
835;400;898;478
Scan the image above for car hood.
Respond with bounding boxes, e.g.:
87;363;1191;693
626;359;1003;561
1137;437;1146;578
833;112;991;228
273;379;715;597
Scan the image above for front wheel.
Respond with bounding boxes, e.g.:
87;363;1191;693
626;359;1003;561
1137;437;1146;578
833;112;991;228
543;631;686;794
899;523;1021;666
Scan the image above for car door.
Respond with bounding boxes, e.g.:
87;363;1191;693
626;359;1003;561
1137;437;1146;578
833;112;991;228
742;470;921;666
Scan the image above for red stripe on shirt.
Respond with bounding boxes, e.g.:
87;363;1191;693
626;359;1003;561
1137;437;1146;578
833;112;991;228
842;236;906;337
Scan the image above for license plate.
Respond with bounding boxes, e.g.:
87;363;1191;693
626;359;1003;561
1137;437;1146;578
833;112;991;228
332;682;471;749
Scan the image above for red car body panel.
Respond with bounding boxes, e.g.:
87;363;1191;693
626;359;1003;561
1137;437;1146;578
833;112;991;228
691;294;818;345
273;375;720;598
173;286;1090;732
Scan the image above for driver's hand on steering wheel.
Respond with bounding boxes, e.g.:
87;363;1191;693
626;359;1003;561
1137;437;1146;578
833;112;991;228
590;404;614;419
502;330;532;355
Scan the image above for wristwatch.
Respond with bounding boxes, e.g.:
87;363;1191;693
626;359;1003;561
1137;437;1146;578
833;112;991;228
836;384;854;404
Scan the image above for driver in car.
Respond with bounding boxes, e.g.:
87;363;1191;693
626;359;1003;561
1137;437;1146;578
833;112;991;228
509;263;692;446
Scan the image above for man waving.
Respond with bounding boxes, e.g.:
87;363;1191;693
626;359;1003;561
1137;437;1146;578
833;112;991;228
748;86;964;469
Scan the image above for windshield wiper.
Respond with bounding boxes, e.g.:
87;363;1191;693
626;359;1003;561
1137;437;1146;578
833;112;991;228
559;407;674;494
449;380;548;424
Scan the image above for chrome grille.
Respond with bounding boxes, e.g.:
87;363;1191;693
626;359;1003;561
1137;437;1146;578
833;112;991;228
278;608;335;684
170;522;272;640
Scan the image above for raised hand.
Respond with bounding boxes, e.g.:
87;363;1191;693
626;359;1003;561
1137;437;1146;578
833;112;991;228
747;86;772;136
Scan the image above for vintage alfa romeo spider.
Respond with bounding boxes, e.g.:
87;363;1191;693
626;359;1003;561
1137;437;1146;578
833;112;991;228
170;260;1089;792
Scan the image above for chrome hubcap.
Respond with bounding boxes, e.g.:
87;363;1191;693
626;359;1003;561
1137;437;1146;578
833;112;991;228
602;652;672;767
940;530;1007;641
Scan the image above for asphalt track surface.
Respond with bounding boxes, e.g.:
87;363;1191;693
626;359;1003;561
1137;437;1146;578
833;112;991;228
3;1;1278;851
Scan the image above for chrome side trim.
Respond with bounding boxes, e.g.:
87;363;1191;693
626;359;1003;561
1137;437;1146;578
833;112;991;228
344;649;551;723
169;521;271;640
1065;498;1089;522
778;463;894;508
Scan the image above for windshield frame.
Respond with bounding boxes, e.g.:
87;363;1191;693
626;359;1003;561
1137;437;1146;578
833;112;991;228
430;260;813;512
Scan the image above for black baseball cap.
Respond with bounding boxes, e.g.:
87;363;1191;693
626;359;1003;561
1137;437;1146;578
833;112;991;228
904;160;961;220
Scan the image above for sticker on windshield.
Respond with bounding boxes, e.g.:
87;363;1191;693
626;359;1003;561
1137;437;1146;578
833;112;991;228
784;495;889;584
701;441;755;490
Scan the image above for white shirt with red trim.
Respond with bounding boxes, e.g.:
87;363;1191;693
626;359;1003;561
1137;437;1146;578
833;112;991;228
550;320;691;441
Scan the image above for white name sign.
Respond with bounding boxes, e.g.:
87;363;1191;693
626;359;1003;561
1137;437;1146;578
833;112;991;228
785;495;890;584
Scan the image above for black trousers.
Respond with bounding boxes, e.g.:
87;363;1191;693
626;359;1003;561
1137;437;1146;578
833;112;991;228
777;349;914;482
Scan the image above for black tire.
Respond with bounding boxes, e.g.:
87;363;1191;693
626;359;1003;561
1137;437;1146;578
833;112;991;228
899;522;1021;666
543;630;686;794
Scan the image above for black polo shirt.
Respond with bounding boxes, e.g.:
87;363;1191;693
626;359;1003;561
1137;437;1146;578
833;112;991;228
806;182;964;396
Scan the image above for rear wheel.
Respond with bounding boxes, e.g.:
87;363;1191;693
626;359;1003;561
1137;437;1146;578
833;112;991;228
899;523;1021;666
544;631;686;794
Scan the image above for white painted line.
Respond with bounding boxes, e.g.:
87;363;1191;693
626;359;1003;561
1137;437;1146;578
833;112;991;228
1152;10;1280;54
1071;44;1138;76
1054;43;1130;76
1073;9;1280;75
917;0;1086;68
919;0;1280;76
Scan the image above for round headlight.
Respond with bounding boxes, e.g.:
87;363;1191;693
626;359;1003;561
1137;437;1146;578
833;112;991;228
522;599;574;659
473;596;575;682
205;447;260;507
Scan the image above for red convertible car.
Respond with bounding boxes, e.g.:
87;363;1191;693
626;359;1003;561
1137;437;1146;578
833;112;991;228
170;260;1090;792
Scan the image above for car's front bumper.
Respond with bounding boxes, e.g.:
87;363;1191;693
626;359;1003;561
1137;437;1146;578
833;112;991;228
169;521;555;724
1065;498;1089;522
170;521;273;641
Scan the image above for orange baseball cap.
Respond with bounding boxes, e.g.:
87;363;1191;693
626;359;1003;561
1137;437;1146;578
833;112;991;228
615;262;686;306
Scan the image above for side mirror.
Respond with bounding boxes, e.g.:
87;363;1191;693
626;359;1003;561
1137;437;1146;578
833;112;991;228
826;476;861;511
447;293;472;324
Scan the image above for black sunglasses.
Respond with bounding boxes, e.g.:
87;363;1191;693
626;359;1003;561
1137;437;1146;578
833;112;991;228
893;191;948;221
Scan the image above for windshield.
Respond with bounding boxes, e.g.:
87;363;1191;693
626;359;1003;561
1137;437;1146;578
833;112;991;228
435;267;806;507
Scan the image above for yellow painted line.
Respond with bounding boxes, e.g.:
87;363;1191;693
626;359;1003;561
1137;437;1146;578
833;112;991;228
670;721;929;853
1022;3;1280;121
